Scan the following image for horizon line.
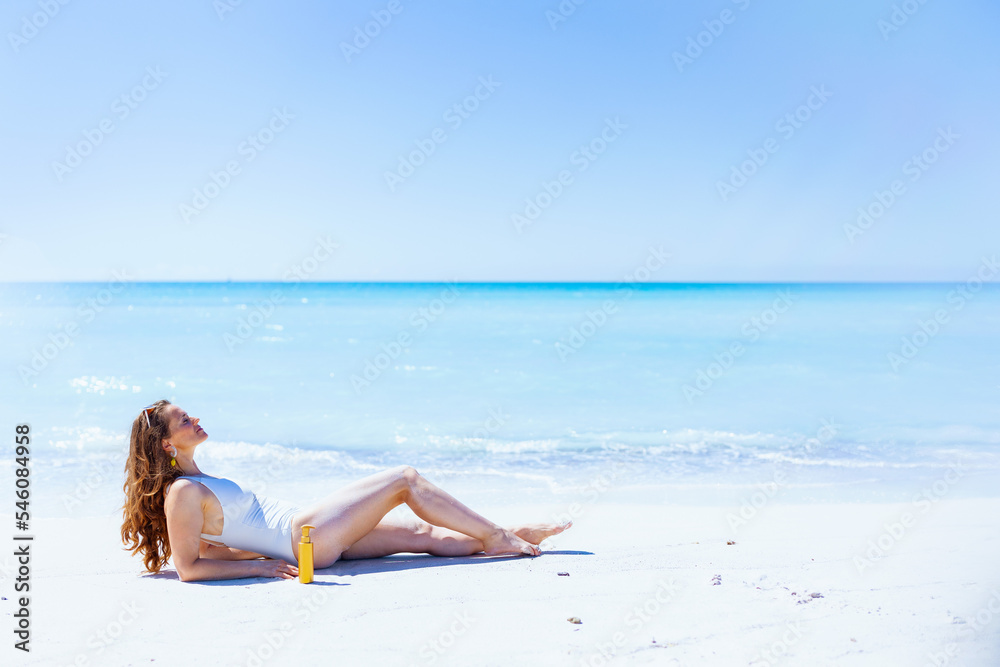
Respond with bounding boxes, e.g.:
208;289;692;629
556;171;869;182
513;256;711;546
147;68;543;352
1;280;989;286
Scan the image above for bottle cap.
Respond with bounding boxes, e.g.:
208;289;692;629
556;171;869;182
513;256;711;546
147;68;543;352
301;524;315;543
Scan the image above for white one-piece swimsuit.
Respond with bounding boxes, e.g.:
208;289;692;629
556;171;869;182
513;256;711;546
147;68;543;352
172;474;301;563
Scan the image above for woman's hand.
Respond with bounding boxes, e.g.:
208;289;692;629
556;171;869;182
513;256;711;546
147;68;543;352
256;558;299;580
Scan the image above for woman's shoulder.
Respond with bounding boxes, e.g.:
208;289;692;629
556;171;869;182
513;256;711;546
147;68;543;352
164;476;207;501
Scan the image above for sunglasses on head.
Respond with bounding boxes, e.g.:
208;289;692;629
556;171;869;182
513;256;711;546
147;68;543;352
141;404;156;428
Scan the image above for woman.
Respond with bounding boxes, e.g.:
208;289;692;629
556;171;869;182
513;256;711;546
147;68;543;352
121;400;571;581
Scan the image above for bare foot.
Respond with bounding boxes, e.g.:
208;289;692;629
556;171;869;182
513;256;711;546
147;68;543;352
482;527;541;557
512;521;572;545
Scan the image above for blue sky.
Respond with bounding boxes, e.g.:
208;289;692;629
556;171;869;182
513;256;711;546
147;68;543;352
1;0;997;281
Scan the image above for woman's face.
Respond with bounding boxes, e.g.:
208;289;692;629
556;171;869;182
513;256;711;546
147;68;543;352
163;405;208;451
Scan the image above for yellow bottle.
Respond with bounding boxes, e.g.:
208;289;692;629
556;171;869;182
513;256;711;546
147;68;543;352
298;524;315;584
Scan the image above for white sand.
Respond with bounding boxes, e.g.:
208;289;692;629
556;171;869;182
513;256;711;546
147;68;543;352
3;500;999;666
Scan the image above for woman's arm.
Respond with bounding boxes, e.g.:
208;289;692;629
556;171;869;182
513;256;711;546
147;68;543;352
201;544;266;561
165;480;297;581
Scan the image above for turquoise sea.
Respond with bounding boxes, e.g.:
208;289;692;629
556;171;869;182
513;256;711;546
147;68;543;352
1;282;998;518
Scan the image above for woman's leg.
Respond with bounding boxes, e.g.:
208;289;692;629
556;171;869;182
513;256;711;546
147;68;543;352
340;517;476;559
291;465;540;568
340;517;574;560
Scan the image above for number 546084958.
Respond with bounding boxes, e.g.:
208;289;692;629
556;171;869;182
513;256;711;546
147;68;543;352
15;424;30;521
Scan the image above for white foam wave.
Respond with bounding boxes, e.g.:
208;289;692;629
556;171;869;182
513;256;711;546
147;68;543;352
69;376;141;395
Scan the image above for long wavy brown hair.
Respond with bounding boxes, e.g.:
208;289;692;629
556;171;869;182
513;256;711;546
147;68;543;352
120;399;186;573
